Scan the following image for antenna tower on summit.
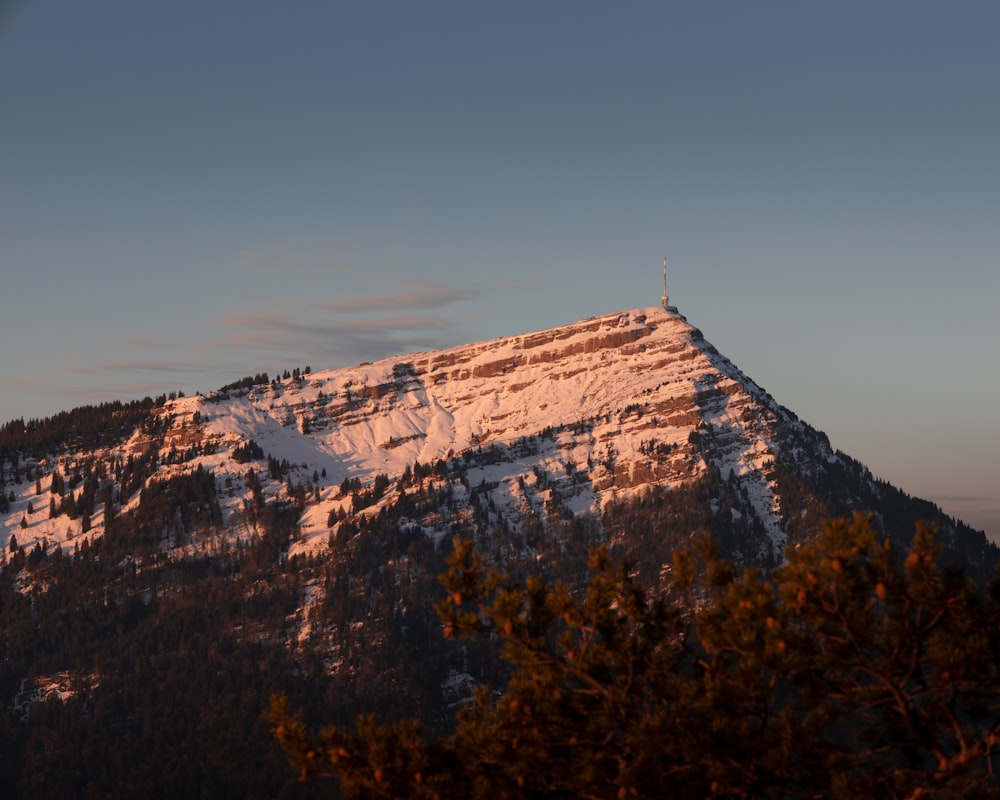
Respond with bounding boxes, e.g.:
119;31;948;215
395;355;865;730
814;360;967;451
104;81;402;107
661;257;669;309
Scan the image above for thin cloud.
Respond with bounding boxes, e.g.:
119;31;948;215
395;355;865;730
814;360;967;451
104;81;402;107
220;310;456;356
220;311;450;338
332;315;448;332
323;280;469;313
54;279;478;407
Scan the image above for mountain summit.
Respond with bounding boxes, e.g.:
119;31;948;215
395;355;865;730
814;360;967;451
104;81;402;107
1;305;994;575
1;304;996;799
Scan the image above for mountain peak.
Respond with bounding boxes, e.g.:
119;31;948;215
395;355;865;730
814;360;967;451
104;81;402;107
2;306;993;579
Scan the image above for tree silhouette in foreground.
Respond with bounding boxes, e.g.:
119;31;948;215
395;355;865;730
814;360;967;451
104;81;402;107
271;515;1000;799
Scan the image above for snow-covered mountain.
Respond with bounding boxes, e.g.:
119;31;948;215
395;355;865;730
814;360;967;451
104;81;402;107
1;305;993;574
2;304;996;799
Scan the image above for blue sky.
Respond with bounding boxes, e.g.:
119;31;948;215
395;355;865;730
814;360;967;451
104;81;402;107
2;1;998;540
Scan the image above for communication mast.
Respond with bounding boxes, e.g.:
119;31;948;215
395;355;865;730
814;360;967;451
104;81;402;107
661;257;669;308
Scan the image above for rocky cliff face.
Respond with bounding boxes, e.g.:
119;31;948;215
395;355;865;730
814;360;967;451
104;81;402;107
2;305;993;576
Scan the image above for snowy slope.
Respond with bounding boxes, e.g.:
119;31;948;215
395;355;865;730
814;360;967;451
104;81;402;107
4;306;819;565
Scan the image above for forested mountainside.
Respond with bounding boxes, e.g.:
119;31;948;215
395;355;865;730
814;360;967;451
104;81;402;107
0;307;995;798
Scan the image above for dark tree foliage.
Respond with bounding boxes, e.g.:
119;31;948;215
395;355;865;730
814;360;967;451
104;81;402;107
269;456;292;481
0;495;325;799
118;447;161;503
232;438;265;464
602;467;776;583
0;470;493;799
218;373;270;394
778;457;997;586
349;473;392;514
273;516;1000;799
245;467;264;511
102;466;222;552
0;399;156;463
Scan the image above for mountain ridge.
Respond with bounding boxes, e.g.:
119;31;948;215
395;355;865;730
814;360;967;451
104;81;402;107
1;303;996;799
1;305;991;573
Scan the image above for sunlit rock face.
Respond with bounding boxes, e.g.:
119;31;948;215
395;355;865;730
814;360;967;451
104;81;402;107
183;307;798;559
4;306;994;579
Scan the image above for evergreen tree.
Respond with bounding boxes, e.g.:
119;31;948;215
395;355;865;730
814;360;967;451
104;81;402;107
272;516;1000;799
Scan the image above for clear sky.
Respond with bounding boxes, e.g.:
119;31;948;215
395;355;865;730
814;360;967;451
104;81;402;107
1;2;998;540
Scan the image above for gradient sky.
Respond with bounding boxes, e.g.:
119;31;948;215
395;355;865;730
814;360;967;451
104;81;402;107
2;2;998;540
